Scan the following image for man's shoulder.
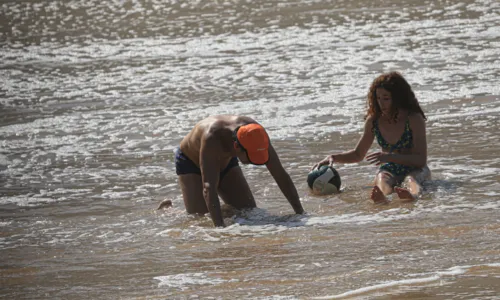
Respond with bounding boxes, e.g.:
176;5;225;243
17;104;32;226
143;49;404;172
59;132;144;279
205;118;229;136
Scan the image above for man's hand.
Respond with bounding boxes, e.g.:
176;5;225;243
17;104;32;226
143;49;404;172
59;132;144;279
157;199;172;210
295;208;305;215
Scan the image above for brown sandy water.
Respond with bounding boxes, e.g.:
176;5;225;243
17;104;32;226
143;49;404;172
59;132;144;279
1;0;499;299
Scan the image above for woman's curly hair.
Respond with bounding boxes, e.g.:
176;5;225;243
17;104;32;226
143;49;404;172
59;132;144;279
365;72;426;122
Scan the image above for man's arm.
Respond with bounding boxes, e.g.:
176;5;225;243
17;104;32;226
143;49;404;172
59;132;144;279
200;135;224;227
265;144;304;214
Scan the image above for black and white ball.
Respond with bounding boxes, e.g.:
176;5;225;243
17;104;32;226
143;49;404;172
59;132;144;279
307;166;341;195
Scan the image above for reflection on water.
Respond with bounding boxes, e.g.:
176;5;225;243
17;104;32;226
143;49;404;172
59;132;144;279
1;0;500;298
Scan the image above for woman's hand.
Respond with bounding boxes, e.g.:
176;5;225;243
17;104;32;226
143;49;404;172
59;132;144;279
366;152;389;165
311;155;335;170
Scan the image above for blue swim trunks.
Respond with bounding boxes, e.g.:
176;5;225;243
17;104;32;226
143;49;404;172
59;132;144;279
174;147;239;180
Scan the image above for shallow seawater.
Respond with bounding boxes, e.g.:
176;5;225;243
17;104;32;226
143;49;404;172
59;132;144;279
1;0;500;299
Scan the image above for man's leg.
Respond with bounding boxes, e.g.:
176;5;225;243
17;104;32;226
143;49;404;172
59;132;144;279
178;173;208;214
371;171;397;204
217;166;256;210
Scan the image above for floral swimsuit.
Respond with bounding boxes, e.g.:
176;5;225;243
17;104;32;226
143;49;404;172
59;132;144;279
372;118;416;179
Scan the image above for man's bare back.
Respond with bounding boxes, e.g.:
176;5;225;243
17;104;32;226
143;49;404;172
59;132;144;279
179;115;257;170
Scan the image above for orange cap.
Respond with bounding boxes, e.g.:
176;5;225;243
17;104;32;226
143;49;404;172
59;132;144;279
236;123;270;165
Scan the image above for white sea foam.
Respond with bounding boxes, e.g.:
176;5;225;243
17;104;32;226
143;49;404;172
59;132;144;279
159;196;500;239
103;232;133;244
189;209;413;238
313;263;500;299
0;195;59;207
313;276;441;299
154;272;238;290
0;153;11;166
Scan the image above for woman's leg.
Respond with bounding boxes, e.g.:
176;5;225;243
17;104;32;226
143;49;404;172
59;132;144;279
395;166;431;200
371;171;398;203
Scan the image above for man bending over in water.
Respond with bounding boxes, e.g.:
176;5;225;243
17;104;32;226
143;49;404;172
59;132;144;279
159;115;305;227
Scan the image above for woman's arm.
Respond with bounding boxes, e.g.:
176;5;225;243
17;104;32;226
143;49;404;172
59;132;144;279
312;117;375;169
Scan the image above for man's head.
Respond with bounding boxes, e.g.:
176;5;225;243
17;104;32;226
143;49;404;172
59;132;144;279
233;123;269;165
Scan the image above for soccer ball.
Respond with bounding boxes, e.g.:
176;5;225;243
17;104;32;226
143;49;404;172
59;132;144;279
307;166;341;195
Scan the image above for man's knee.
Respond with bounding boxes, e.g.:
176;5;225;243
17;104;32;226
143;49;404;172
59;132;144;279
183;194;208;214
185;204;208;215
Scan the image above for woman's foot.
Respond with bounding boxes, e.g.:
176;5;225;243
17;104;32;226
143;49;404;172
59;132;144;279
370;186;388;204
394;187;416;201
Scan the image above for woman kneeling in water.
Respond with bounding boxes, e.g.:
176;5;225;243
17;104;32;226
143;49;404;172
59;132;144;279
312;71;431;203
